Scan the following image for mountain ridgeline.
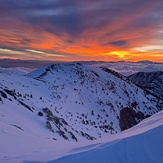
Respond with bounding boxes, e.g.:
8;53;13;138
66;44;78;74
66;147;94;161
128;71;163;100
0;63;162;141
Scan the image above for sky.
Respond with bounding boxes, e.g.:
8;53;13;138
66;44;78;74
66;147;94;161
0;0;163;62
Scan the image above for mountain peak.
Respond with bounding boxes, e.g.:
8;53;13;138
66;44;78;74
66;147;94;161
1;63;163;143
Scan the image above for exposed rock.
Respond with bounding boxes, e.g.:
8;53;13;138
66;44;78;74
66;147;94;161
119;107;145;131
38;111;43;116
0;90;8;99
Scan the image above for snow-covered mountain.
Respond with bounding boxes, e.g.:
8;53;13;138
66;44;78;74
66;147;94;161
0;63;162;143
1;62;163;163
128;71;163;100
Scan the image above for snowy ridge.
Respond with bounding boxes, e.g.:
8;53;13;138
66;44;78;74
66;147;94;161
128;71;163;100
0;62;163;162
0;63;162;143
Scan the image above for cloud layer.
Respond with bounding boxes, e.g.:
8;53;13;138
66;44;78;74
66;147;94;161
0;0;163;61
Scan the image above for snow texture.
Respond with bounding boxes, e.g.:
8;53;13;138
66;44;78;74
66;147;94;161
0;62;163;163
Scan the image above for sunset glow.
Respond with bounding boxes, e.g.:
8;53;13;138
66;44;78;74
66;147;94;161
0;0;162;62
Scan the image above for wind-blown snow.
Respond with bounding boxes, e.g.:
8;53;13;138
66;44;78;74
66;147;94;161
51;124;163;163
28;111;163;163
1;111;163;163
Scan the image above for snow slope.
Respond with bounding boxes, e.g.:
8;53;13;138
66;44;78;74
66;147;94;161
47;110;163;163
1;110;162;163
0;63;163;162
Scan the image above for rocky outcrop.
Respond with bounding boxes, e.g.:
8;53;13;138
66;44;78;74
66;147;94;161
119;107;145;131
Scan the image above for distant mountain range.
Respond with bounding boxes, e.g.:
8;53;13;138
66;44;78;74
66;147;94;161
1;59;163;76
128;71;163;100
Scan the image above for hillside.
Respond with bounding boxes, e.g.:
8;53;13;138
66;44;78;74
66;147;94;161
0;63;162;143
128;71;163;100
47;110;163;163
1;109;163;163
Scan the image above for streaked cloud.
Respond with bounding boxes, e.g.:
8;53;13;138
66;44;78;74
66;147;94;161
133;45;163;52
25;49;46;54
0;0;162;61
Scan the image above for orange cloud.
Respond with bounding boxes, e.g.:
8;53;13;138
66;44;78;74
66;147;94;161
0;6;162;63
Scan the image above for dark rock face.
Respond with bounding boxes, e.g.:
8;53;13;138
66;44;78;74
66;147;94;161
0;90;8;99
119;107;145;131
